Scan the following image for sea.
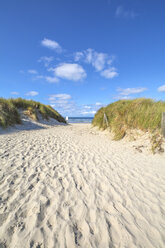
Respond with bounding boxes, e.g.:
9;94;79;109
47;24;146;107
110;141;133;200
66;117;93;123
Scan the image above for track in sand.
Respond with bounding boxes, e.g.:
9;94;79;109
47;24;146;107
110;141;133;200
0;124;165;248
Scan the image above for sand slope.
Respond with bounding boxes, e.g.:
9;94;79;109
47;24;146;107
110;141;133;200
0;124;165;248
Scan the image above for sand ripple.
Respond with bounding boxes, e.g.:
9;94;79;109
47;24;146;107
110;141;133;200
0;124;165;248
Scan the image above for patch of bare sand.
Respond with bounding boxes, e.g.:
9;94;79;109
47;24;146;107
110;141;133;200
0;124;165;248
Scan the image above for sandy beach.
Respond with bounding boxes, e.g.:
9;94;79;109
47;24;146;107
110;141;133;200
0;123;165;248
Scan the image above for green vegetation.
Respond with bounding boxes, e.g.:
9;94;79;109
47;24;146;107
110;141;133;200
0;97;66;128
0;98;21;128
92;98;165;140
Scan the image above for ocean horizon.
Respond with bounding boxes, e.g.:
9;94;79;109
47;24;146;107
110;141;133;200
66;117;93;123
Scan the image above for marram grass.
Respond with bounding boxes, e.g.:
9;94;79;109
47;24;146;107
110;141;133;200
92;98;165;140
0;98;21;128
0;97;66;128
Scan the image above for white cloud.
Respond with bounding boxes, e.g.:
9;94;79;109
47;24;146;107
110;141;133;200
95;102;102;106
74;49;117;76
107;58;114;65
81;103;104;115
28;69;38;74
25;91;38;96
49;94;71;101
38;56;54;67
85;48;93;63
48;94;103;116
48;93;76;115
117;87;147;96
34;75;59;83
81;110;96;115
84;105;92;109
85;49;107;71
11;91;19;95
45;76;59;83
53;63;86;81
101;67;118;79
93;53;107;71
157;84;165;92
74;49;107;71
116;6;137;19
74;52;84;62
41;38;62;52
113;95;131;100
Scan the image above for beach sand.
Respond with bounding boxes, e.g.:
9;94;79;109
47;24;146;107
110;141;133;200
0;123;165;248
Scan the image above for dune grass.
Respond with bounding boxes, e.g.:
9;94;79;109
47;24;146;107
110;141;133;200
92;98;165;140
0;97;66;128
0;98;21;128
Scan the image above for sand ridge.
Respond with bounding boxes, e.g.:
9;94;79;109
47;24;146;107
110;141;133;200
0;124;165;248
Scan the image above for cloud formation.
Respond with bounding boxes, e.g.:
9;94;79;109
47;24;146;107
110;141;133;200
74;49;117;79
101;67;118;79
75;49;108;71
38;56;54;67
48;94;103;116
81;110;96;115
74;52;84;62
84;105;92;109
49;94;76;114
113;95;131;100
25;91;39;96
49;94;71;101
25;41;118;85
117;87;147;96
85;49;107;71
80;102;104;115
41;38;62;52
53;63;86;81
114;87;147;100
28;69;38;74
11;91;19;95
157;84;165;92
95;102;102;106
45;76;59;83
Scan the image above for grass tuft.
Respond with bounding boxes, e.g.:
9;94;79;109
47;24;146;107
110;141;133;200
92;98;165;140
0;98;21;128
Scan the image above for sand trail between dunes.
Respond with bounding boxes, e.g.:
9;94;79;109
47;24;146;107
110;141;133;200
0;124;165;248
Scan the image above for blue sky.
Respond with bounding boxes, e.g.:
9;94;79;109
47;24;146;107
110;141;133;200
0;0;165;116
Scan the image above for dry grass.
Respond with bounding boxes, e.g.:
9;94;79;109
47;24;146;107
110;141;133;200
0;98;21;128
0;97;66;128
92;98;165;140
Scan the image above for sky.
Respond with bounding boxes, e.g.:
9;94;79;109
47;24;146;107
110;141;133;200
0;0;165;117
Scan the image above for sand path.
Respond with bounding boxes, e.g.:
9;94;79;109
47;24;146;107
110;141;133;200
0;124;165;248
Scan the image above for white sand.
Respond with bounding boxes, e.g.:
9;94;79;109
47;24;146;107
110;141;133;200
0;123;165;248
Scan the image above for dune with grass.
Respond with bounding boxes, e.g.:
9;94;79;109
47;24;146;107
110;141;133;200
93;98;165;153
0;98;66;130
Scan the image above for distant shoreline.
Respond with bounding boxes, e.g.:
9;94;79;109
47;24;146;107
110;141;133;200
66;117;94;124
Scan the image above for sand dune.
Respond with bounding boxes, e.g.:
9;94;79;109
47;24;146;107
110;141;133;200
0;124;165;248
